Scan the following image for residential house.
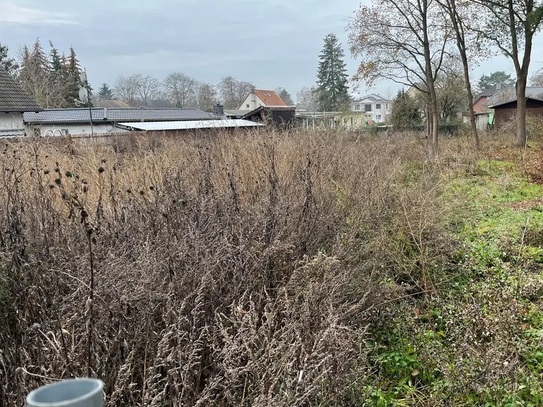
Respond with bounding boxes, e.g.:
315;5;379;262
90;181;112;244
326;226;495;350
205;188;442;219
226;90;295;127
351;94;391;123
0;68;41;137
24;108;219;137
473;83;506;114
238;89;288;110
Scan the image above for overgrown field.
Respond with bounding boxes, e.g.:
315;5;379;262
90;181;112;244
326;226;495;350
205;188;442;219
0;130;542;406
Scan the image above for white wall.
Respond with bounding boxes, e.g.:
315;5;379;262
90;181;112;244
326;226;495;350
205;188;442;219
0;112;25;136
352;100;391;123
28;123;128;137
239;93;263;110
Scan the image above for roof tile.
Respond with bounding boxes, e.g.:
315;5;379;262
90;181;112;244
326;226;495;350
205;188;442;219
24;108;217;124
0;68;41;112
254;90;287;107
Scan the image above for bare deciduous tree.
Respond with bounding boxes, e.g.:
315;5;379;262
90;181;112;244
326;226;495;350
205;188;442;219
196;82;217;111
218;76;255;110
163;72;198;108
296;87;319;111
436;67;468;123
472;0;543;147
530;69;543;86
114;75;140;105
437;0;484;148
134;74;161;104
348;0;453;154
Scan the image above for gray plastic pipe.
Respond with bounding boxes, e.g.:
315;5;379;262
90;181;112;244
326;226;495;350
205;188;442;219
26;378;103;407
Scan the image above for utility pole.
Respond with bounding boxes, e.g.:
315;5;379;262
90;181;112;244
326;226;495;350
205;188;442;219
79;69;94;137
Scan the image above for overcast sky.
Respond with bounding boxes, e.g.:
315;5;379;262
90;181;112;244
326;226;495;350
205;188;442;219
1;0;541;101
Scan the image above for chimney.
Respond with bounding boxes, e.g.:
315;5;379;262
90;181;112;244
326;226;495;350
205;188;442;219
213;103;224;117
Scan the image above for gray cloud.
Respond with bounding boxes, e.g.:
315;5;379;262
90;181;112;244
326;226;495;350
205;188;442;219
0;0;527;99
0;1;76;25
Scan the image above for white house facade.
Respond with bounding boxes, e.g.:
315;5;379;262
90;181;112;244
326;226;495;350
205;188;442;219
0;68;41;137
351;94;391;123
0;112;25;136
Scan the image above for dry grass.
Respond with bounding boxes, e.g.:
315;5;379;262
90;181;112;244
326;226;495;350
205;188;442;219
0;129;480;406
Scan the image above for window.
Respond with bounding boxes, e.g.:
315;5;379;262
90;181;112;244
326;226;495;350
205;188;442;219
364;104;372;112
376;115;382;121
355;104;361;111
376;103;381;109
246;104;250;108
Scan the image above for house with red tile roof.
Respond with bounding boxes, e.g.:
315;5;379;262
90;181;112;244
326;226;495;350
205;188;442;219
238;89;288;110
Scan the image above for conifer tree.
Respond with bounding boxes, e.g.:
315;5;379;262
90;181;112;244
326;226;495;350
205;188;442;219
65;47;83;107
49;42;71;107
315;33;350;111
0;43;18;78
389;90;422;130
19;39;52;107
18;40;88;108
49;42;62;73
98;83;113;99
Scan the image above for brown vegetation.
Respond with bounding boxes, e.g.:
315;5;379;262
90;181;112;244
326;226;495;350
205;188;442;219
0;130;478;405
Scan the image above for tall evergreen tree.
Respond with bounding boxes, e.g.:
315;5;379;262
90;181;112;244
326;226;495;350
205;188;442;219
0;43;18;78
389;90;422;130
315;33;350;111
476;71;514;93
65;47;83;107
19;39;51;107
48;42;71;107
98;83;113;99
18;40;88;108
49;42;62;73
275;87;294;105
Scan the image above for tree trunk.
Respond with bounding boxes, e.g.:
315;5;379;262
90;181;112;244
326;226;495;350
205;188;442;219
467;93;479;149
463;64;479;149
430;94;439;155
447;0;480;149
516;77;527;147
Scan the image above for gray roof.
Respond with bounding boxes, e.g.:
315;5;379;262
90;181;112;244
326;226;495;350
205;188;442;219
489;96;543;108
352;93;390;103
24;108;218;124
475;83;507;99
486;86;543;107
225;109;252;118
0;68;40;112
